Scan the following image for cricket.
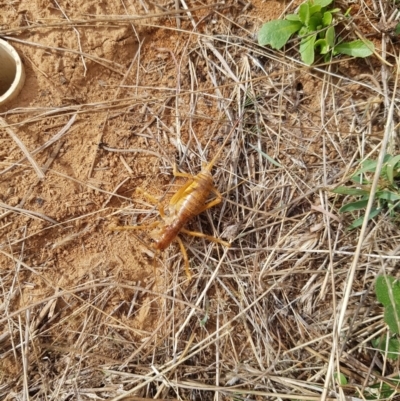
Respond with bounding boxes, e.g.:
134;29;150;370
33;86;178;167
112;119;240;279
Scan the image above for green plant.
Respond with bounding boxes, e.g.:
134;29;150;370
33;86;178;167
359;275;400;399
332;154;400;230
333;371;400;399
258;0;374;65
334;372;348;386
363;377;400;400
336;372;400;399
375;275;400;335
371;275;400;368
371;335;400;360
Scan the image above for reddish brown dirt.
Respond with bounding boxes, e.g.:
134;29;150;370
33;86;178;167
0;0;287;383
1;0;392;398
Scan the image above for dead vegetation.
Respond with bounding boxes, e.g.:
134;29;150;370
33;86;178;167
1;0;400;400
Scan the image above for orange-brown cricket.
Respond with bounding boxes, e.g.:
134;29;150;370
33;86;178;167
111;119;240;279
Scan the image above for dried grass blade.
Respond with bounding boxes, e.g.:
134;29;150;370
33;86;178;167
0;201;58;224
0;117;44;179
0;114;76;176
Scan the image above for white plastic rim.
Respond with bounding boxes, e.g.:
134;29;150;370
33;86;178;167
0;39;25;107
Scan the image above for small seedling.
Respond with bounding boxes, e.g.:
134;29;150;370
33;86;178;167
334;372;348;386
375;275;400;335
258;0;374;65
332;154;400;230
372;275;400;364
364;377;400;400
335;372;400;399
330;278;400;398
371;335;400;360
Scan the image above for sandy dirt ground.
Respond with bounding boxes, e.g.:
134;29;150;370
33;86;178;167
1;0;398;399
1;0;257;319
1;0;292;392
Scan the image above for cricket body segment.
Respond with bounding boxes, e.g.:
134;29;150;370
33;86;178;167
153;169;216;251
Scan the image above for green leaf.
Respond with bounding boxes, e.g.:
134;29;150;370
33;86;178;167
299;26;310;36
334;372;348;385
376;275;398;306
299;2;310;25
308;13;323;31
383;154;393;163
322;11;332;26
309;5;322;16
248;144;283;168
339;199;369;212
300;33;317;64
353;159;379;176
371;336;400;360
286;14;300;21
325;26;335;47
366;380;399;399
313;0;333;7
331;186;369;196
376;275;400;334
334;39;375;58
314;38;330;54
376;190;400;202
351;176;369;185
386;154;400;184
387;337;400;359
346;207;381;230
395;22;400;35
258;20;303;49
385;304;400;334
324;52;333;63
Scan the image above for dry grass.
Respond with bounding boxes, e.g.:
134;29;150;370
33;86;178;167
1;0;400;400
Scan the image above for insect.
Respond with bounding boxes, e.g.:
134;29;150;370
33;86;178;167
112;119;240;279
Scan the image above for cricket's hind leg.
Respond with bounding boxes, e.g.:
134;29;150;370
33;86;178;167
175;229;230;281
174;233;226;281
180;228;231;248
179;221;231;278
175;236;192;280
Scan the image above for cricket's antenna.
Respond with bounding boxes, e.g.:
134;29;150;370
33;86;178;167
204;118;241;172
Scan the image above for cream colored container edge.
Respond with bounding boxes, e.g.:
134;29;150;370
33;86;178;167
0;39;25;107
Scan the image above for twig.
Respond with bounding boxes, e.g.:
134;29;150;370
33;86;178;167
0;201;58;224
53;0;87;76
3;36;125;76
0;117;44;179
87;39;143;179
0;4;225;35
0;113;76;176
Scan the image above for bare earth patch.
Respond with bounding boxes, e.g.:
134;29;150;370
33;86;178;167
1;0;400;400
